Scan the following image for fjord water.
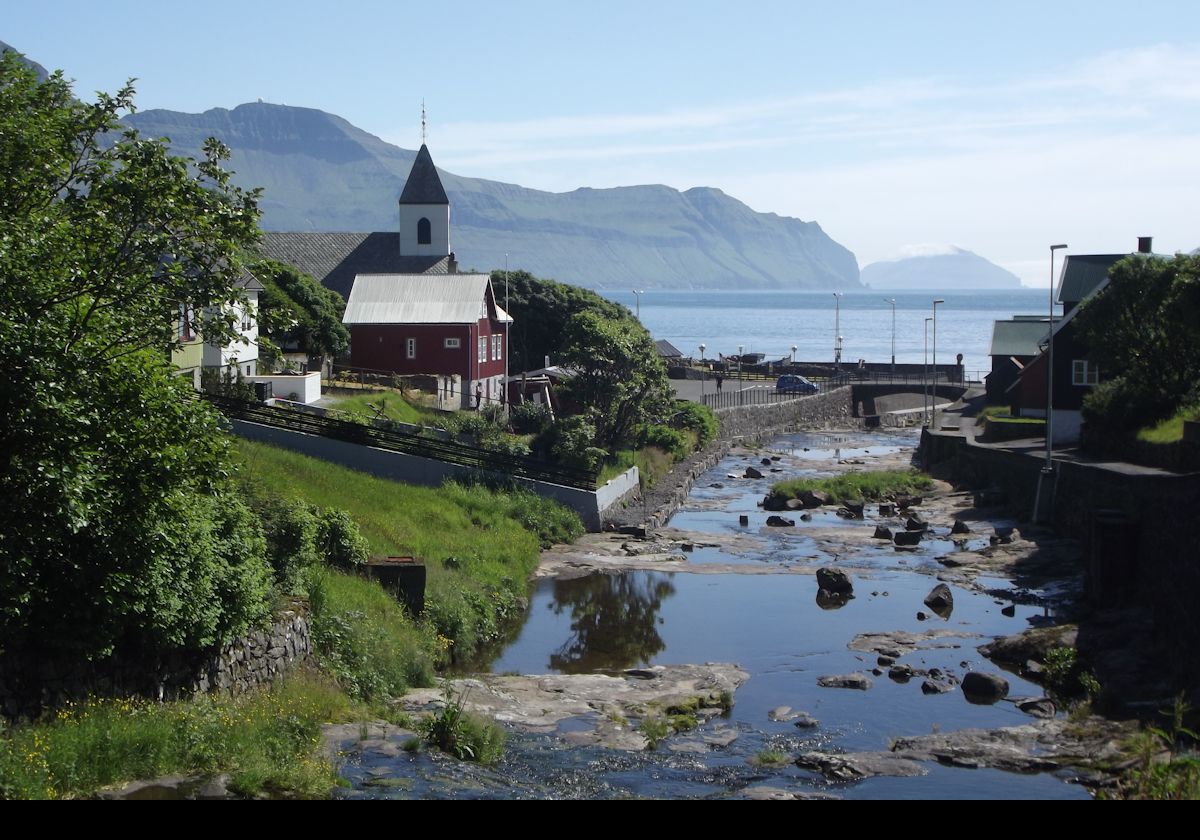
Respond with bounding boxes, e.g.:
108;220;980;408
340;430;1089;799
600;288;1048;376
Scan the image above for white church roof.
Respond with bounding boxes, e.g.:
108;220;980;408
343;273;510;325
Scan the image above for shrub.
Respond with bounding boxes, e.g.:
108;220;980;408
510;401;552;435
259;498;321;593
639;424;690;460
316;508;370;569
547;415;606;474
671;401;719;449
1042;647;1100;702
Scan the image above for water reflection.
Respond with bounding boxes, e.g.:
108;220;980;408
548;573;677;673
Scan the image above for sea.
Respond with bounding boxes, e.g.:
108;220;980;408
596;288;1050;380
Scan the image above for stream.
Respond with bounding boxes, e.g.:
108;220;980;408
334;429;1093;799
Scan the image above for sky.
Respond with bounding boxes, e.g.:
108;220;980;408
7;1;1200;286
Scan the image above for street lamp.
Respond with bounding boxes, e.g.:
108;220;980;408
791;345;797;366
737;344;744;404
932;299;944;427
923;317;932;425
699;343;706;402
632;289;645;320
832;292;844;371
884;298;896;375
1046;245;1068;468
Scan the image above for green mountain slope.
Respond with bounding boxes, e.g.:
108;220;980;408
124;102;860;290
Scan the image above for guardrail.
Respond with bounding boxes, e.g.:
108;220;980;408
204;394;598;490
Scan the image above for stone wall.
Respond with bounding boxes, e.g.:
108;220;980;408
922;430;1200;673
608;389;859;529
0;605;311;720
715;388;855;441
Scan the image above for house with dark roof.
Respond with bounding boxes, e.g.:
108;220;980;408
1007;238;1152;444
985;315;1055;403
261;143;510;410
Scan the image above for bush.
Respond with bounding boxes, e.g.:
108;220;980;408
259;498;321;593
546;415;606;474
1042;647;1100;702
509;401;552;435
671;401;719;449
639;424;691;460
316;508;370;569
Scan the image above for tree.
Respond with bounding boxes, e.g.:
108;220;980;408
253;258;349;367
1075;253;1200;439
558;310;674;449
0;53;273;658
488;269;632;372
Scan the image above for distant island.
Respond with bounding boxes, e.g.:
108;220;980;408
122;102;861;291
861;246;1023;290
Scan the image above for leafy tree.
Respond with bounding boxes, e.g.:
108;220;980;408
0;53;273;657
253;258;349;367
1075;253;1200;439
558;310;674;449
488;269;632;372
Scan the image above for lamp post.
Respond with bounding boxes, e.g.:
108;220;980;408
791;345;797;366
738;344;744;405
932;299;944;427
632;289;645;320
884;298;896;375
699;343;706;403
1046;245;1068;466
923;317;932;425
832;292;843;371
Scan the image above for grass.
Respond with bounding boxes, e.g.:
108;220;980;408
769;469;933;505
752;749;791;768
306;567;439;702
1137;404;1200;444
322;388;434;426
0;671;350;800
419;687;506;764
236;440;582;659
600;446;675;489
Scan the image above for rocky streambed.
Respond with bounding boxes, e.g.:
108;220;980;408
334;429;1133;800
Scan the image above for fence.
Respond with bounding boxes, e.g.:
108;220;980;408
204;393;598;490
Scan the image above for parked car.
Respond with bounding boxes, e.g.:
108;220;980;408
776;374;818;395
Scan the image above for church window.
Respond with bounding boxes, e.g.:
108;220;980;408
417;217;432;245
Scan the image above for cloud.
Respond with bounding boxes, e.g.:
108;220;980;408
894;244;965;259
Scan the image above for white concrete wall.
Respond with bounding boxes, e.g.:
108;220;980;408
399;204;450;256
247;372;321;404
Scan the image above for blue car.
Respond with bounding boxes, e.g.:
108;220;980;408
776;374;818;395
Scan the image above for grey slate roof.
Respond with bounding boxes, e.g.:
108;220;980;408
398;144;449;206
343;273;506;325
1056;254;1124;306
655;339;683;358
989;318;1054;358
260;231;449;299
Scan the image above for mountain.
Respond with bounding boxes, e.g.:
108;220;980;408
122;103;860;290
861;247;1023;290
1;40;49;80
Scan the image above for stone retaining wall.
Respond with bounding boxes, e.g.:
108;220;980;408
0;605;312;720
609;389;858;529
715;388;855;441
922;430;1200;676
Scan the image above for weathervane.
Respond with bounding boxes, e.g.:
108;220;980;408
421;100;427;145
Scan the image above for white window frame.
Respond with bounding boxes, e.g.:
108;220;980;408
444;337;461;349
478;336;487;363
1072;359;1098;386
492;334;502;361
406;337;416;360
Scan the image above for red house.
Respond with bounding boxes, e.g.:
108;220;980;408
342;272;511;410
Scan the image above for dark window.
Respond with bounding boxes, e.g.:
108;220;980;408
417;217;432;245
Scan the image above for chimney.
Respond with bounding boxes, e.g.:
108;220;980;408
447;251;458;274
1137;236;1153;254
